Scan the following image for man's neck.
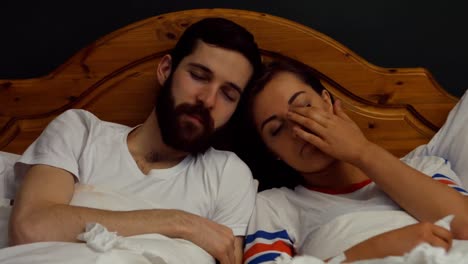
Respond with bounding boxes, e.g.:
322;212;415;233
127;110;188;171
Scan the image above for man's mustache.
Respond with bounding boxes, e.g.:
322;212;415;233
176;103;214;129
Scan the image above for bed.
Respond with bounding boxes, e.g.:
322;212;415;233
0;8;465;264
0;8;458;158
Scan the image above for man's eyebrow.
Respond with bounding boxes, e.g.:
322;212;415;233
188;63;213;75
261;115;279;131
288;91;306;105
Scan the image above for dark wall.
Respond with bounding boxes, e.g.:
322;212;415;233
1;0;467;97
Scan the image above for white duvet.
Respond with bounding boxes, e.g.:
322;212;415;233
1;177;467;263
274;212;468;264
0;184;215;264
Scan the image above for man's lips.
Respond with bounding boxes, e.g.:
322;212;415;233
185;113;203;126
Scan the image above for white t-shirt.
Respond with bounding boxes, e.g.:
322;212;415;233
243;156;468;263
12;109;256;236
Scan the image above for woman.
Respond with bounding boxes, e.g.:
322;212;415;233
239;58;468;263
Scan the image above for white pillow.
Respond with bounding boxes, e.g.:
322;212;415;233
0;151;19;249
405;90;468;188
0;151;20;201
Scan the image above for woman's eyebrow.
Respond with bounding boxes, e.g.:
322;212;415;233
260;91;307;132
261;115;279;131
288;91;306;105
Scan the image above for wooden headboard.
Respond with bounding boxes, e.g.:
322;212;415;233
0;8;458;157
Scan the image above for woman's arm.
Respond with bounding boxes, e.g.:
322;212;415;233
288;100;468;238
353;141;468;239
341;222;452;262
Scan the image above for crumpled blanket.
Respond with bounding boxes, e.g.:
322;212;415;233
75;222;214;264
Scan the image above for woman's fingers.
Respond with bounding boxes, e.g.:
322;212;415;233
431;225;453;249
288;106;331;128
292;125;326;149
428;235;451;252
286;110;327;137
333;99;352;121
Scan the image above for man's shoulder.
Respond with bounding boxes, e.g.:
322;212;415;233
55;109;99;126
199;147;246;165
56;109;129;131
193;148;253;182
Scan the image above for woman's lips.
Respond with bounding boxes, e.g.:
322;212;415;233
300;142;317;156
300;142;308;155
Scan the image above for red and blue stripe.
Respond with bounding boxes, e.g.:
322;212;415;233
244;230;294;264
432;173;468;195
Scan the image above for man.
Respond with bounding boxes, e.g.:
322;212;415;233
8;18;262;264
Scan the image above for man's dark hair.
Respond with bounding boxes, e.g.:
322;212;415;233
169;17;262;152
170;17;262;77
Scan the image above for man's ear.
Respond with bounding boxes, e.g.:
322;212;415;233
157;55;172;86
321;90;333;112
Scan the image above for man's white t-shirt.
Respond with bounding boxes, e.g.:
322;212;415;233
12;109;256;236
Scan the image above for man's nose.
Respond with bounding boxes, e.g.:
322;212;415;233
197;85;217;109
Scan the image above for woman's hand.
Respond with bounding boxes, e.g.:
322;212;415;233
343;222;453;262
451;214;468;240
287;99;372;165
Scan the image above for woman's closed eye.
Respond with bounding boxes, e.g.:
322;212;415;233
269;123;284;137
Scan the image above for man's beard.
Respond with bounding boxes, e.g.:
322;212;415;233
155;74;215;155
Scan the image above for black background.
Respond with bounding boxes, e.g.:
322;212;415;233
1;0;467;96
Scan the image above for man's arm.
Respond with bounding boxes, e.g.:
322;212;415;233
9;164;187;243
10;164;238;264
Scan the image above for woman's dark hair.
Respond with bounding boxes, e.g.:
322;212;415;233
248;57;328;106
234;57;331;191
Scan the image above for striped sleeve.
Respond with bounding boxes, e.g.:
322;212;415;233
432;173;468;195
402;155;468;195
243;194;295;264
